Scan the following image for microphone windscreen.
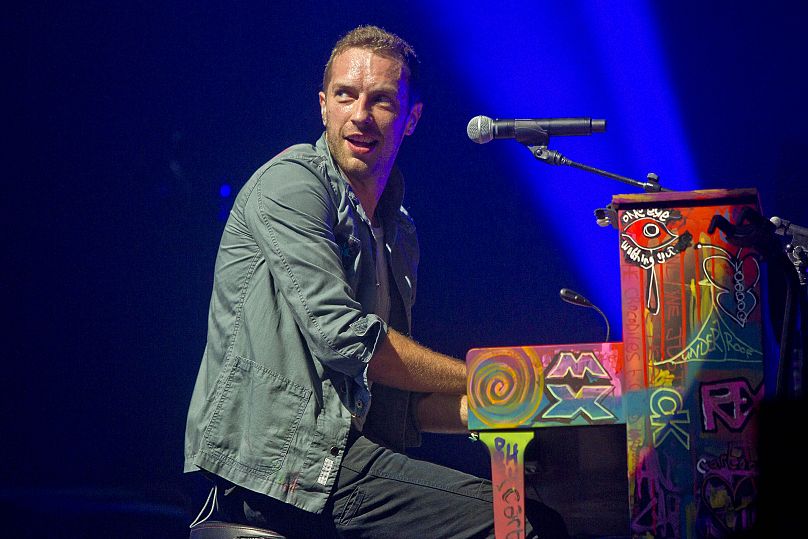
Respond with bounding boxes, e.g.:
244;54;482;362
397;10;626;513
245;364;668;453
559;288;594;308
467;116;493;144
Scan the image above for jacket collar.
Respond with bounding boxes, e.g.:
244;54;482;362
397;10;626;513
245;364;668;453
317;132;406;230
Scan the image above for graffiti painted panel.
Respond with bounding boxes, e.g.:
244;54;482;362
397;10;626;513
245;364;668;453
466;342;625;431
468;189;764;539
615;188;765;538
480;431;534;539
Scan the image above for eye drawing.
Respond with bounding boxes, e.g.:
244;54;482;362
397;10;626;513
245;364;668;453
620;211;691;316
622;217;678;251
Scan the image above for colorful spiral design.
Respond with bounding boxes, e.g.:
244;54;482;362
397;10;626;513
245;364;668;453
467;347;544;428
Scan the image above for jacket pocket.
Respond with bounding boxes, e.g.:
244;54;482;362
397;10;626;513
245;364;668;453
337;486;365;526
205;355;312;479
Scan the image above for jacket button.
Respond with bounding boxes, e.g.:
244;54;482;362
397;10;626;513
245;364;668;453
330;446;340;456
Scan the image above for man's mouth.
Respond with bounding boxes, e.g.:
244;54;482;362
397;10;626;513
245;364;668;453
345;135;378;154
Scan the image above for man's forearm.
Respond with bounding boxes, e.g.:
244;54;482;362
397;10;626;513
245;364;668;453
366;328;467;394
417;393;468;433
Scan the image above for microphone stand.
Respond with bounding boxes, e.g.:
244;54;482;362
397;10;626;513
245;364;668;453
523;138;671;228
770;216;808;399
771;216;808;288
525;143;672;193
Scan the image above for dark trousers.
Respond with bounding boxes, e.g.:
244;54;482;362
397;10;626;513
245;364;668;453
213;432;570;539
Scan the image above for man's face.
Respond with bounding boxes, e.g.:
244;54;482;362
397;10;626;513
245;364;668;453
319;47;422;188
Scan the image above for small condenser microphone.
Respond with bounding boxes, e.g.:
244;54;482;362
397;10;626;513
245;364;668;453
559;288;610;342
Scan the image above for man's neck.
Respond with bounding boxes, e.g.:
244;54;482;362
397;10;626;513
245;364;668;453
346;174;388;227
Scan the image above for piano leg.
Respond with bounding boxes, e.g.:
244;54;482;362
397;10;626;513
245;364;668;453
479;431;535;539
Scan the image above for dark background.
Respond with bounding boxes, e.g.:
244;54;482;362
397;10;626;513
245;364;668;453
6;1;807;537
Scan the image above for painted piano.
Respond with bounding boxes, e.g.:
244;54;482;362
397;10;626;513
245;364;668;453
466;189;765;538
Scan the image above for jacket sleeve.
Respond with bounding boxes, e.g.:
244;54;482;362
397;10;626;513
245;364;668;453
361;384;424;450
242;158;383;406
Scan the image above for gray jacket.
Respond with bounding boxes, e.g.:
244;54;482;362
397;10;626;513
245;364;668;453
184;134;422;513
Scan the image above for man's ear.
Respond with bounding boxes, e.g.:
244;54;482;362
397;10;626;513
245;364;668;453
318;91;327;126
405;102;423;136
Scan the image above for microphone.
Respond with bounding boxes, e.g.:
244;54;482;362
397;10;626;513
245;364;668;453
771;216;808;238
559;288;610;342
467;115;606;145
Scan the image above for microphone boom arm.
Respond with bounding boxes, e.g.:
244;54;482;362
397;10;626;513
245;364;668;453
527;144;671;193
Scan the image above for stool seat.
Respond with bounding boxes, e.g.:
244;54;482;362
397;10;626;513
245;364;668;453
189;520;286;539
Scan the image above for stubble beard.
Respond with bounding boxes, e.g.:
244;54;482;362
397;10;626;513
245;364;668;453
327;125;391;186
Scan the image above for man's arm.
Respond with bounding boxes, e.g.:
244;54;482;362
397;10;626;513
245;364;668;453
245;160;386;385
416;393;468;433
367;328;467;394
367;328;470;434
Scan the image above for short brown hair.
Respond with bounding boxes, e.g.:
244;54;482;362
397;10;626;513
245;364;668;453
322;25;421;104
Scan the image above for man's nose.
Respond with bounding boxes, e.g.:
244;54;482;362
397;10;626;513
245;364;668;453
350;95;372;124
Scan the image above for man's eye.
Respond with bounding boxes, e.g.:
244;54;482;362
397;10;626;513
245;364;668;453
375;95;396;107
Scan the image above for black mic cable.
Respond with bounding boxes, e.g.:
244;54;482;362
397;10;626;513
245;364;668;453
559;288;610;342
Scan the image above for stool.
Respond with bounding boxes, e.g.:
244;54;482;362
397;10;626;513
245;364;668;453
189;484;287;539
189;520;286;539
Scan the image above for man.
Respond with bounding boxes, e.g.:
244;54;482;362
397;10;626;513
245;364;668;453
184;25;568;538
